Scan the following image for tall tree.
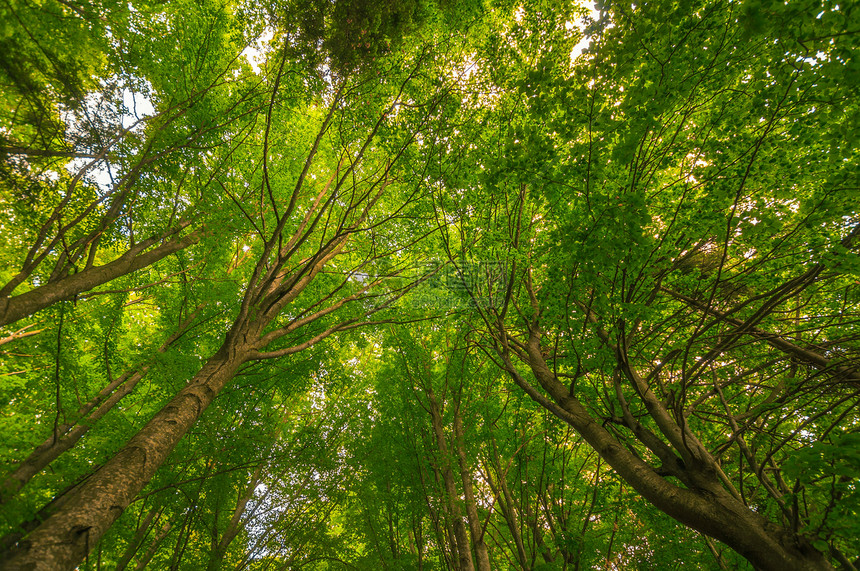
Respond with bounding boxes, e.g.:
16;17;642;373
0;0;268;328
1;0;857;568
0;26;464;566
428;0;859;568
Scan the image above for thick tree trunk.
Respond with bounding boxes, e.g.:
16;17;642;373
0;225;200;327
0;335;250;571
504;335;835;571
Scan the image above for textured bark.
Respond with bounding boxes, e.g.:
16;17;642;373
0;225;200;327
502;333;835;571
0;336;250;571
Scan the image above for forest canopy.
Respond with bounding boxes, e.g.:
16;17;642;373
0;0;858;569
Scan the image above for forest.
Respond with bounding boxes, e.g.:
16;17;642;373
0;0;858;569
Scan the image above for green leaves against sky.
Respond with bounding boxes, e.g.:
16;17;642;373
0;0;858;569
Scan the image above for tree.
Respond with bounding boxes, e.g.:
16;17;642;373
0;0;271;329
1;0;857;569
1;1;473;564
426;0;858;568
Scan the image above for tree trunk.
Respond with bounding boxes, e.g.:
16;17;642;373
426;387;475;571
453;408;491;571
0;225;200;327
0;334;251;571
502;333;835;571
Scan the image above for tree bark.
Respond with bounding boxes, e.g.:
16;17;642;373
0;334;250;571
499;330;835;571
0;225;201;327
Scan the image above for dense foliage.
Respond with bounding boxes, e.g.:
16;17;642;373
0;0;857;569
